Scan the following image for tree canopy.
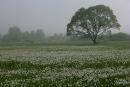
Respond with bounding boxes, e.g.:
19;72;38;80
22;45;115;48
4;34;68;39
67;5;120;44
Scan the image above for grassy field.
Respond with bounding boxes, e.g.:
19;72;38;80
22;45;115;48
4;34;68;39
0;41;130;87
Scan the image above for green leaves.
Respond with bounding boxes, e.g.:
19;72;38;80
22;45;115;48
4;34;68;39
67;5;120;44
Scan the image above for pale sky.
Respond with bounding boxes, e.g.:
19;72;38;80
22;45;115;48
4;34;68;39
0;0;130;35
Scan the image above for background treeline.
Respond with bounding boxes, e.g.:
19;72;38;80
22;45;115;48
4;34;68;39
0;26;130;43
0;26;45;42
0;26;66;43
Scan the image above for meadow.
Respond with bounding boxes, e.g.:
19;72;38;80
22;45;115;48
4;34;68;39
0;41;130;87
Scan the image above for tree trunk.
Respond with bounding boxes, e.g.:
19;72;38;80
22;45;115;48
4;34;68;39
88;32;98;44
92;39;97;44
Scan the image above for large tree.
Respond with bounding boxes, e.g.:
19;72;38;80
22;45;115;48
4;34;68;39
67;5;120;44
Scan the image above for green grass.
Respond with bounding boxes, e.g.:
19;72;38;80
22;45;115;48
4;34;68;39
0;60;130;70
0;40;130;49
0;41;130;87
101;41;130;49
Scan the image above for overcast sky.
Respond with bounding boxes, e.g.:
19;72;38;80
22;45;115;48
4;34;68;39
0;0;130;35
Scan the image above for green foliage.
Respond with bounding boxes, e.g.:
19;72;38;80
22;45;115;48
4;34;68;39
67;5;120;44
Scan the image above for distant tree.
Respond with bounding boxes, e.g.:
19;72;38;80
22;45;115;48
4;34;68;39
35;29;45;41
51;33;59;40
27;29;45;42
0;34;2;42
21;31;31;42
4;26;22;42
29;30;36;42
52;33;64;40
111;32;130;41
67;5;120;44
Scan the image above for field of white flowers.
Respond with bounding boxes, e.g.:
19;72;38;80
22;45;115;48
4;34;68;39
0;45;130;87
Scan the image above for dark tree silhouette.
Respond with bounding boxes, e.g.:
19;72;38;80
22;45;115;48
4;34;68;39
67;5;120;44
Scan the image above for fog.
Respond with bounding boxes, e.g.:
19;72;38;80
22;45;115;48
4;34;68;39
0;0;130;35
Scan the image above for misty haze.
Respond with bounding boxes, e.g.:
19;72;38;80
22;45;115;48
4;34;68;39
0;0;130;87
